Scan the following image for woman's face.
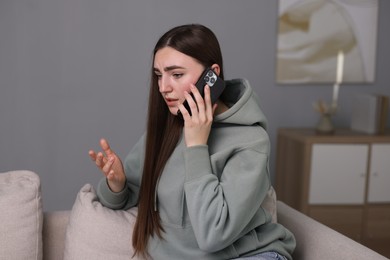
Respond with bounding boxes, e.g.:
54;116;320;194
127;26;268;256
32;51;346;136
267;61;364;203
154;46;205;115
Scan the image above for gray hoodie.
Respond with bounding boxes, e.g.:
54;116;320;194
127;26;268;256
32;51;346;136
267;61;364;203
97;78;296;259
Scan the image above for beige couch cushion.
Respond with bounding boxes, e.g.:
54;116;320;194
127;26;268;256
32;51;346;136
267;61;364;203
63;183;139;260
64;184;277;259
0;170;43;260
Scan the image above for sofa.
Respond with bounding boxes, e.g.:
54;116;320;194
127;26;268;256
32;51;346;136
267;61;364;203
1;170;388;260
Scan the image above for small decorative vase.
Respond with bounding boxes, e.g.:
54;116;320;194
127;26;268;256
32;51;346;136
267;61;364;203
316;113;334;134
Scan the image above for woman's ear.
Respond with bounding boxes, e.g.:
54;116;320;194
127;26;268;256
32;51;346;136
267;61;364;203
210;64;221;76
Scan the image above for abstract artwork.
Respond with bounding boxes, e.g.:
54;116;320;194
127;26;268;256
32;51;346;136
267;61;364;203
276;0;379;84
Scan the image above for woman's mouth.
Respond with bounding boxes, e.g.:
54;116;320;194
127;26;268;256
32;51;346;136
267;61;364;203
165;98;179;107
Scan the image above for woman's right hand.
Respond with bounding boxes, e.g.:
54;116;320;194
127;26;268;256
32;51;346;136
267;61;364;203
89;138;126;193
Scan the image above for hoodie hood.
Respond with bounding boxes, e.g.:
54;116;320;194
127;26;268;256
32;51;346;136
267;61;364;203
214;78;268;129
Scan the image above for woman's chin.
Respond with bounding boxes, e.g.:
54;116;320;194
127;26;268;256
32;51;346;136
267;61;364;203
168;107;180;116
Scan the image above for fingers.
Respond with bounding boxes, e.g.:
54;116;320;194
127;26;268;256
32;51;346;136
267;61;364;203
202;84;214;117
89;140;126;191
89;139;113;165
88;150;97;161
102;156;115;177
100;138;113;156
89;148;115;177
94;138;117;162
177;91;196;120
185;90;199;118
180;84;211;119
190;84;213;122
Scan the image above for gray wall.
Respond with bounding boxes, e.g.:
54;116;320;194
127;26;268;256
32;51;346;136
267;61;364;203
1;0;389;211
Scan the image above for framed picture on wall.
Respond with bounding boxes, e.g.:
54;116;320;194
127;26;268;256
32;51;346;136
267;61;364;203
276;0;379;84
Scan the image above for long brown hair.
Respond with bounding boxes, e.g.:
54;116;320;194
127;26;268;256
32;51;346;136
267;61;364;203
132;24;224;258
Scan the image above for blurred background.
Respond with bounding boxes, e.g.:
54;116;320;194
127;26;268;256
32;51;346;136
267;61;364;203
1;0;389;211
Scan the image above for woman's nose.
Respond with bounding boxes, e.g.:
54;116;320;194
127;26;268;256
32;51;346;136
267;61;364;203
159;77;172;93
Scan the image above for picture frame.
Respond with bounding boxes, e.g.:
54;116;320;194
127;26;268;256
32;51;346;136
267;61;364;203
276;0;379;84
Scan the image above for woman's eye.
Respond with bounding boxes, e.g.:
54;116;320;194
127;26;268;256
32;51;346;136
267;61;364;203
173;73;183;79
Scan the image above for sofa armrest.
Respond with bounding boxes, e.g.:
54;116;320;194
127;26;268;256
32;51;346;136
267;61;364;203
42;211;70;260
276;201;388;260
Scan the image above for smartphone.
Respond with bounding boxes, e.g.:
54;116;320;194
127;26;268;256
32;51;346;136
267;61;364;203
180;67;225;116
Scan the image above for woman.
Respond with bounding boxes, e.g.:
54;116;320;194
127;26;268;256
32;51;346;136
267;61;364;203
89;24;295;260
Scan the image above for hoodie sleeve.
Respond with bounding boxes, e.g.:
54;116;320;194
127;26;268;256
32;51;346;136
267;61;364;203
97;135;145;210
183;130;271;253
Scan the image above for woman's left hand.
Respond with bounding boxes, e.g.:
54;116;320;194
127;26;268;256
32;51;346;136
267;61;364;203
178;84;217;147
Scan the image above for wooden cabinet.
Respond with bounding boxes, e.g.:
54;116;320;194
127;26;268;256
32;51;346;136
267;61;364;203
275;128;390;257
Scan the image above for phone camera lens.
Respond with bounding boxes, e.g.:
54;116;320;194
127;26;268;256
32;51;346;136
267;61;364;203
204;76;210;82
207;71;213;77
210;78;215;84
